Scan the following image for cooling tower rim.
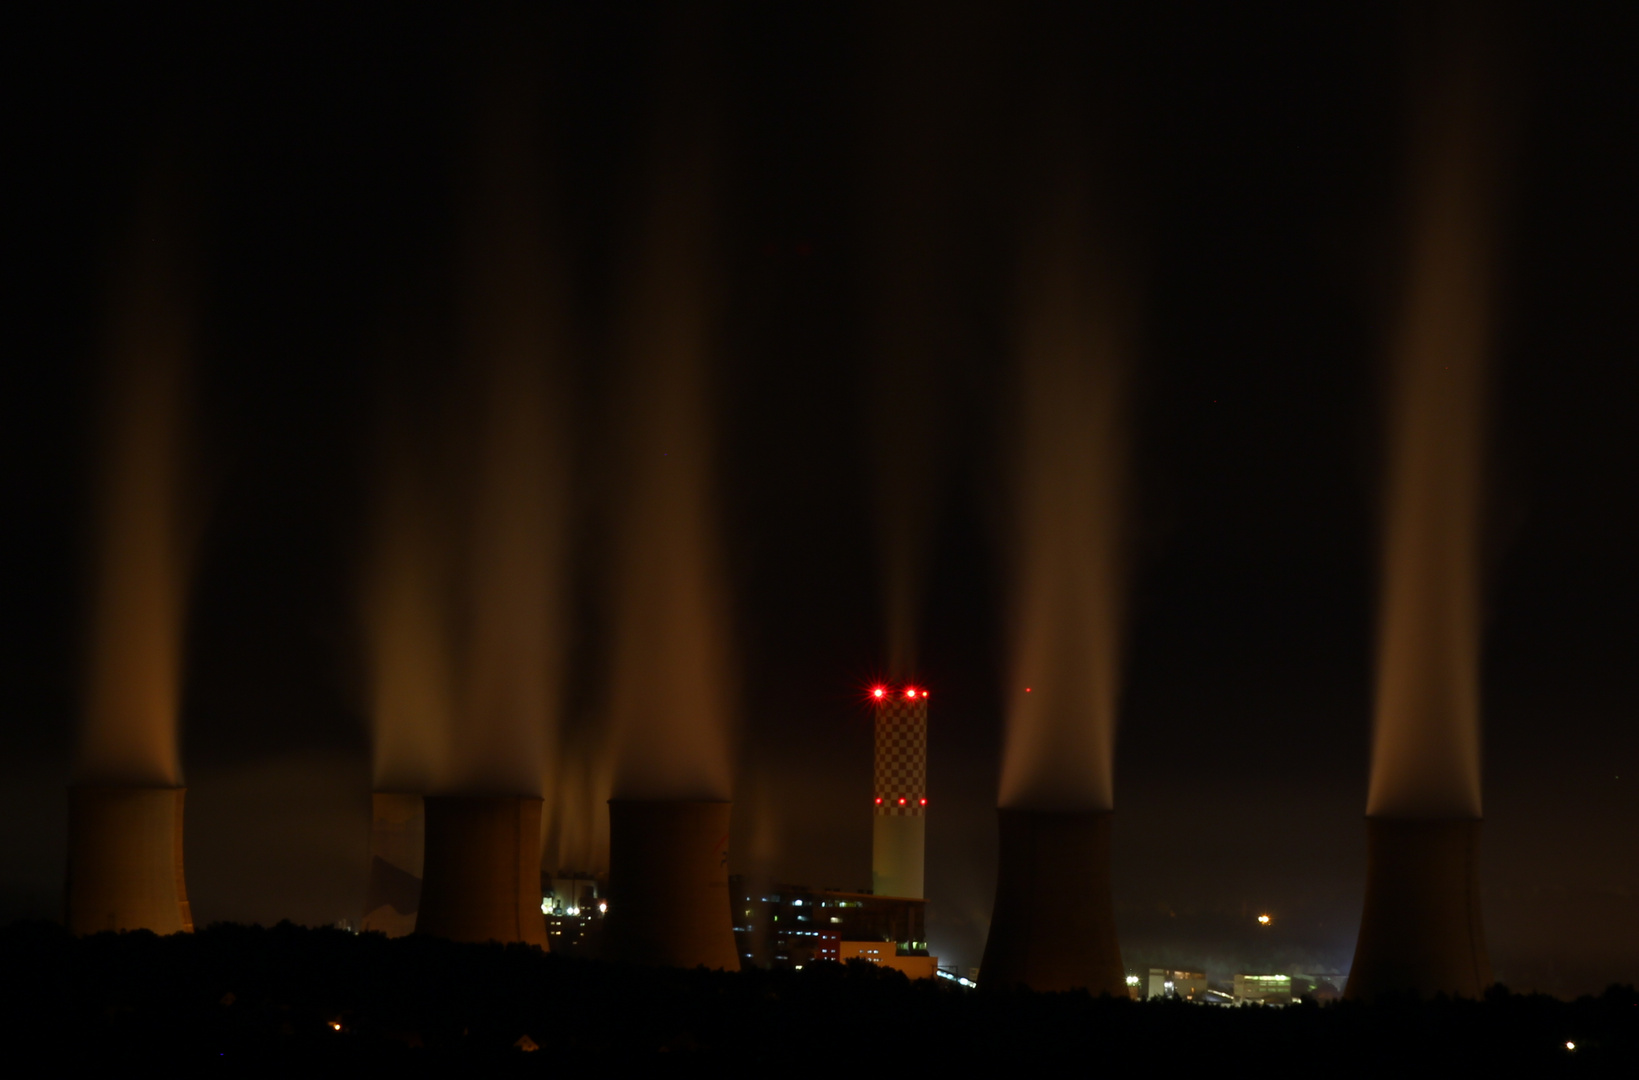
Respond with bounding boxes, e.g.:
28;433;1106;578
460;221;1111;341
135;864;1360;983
422;792;545;803
69;782;187;792
1362;813;1483;822
995;805;1115;817
607;797;731;806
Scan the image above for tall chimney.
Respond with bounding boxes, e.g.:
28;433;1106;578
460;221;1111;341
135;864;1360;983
66;785;193;935
361;792;424;936
416;795;547;947
872;686;927;898
1345;817;1491;1000
602;799;738;969
980;809;1123;994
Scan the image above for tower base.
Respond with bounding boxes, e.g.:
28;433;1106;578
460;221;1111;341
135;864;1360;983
417;795;547;947
66;785;193;935
361;792;424;937
871;814;925;899
1345;816;1491;1000
980;808;1123;994
603;799;738;969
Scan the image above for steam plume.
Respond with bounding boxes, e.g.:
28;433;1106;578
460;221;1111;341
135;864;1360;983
80;188;194;787
1368;38;1500;820
996;172;1130;812
605;103;734;802
365;70;567;798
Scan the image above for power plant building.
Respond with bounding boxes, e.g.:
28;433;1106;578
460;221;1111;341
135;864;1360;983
731;878;933;973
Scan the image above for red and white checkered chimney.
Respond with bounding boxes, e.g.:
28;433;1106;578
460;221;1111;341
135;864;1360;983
870;685;927;898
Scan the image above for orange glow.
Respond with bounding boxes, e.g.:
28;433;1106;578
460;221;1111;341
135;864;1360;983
1257;914;1271;927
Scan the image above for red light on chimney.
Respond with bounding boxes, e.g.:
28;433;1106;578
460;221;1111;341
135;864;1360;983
919;798;927;806
904;688;918;699
897;797;906;805
874;797;882;805
871;686;886;700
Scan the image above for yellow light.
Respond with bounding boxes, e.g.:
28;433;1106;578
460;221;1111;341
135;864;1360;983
1257;914;1271;926
329;1021;342;1032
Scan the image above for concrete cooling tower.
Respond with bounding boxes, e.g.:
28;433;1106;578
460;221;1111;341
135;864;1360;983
416;795;548;947
66;785;193;935
979;809;1124;994
1345;817;1492;1000
602;799;738;969
361;792;424;937
871;686;927;899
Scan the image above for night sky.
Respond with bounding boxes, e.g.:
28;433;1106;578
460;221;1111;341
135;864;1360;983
4;2;1638;997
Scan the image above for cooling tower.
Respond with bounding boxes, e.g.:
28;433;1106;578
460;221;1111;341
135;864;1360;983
602;799;738;969
361;792;424;936
979;809;1124;994
66;785;193;935
416;795;548;947
872;688;927;898
1345;817;1492;1000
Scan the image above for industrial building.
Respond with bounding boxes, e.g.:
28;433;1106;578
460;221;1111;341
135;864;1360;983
730;877;935;975
541;869;606;956
1148;968;1208;1002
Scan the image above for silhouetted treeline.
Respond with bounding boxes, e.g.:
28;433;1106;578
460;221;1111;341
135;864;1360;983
1;921;1634;1073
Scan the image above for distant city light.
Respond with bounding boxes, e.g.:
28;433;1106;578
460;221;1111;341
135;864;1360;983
1257;914;1272;926
1125;975;1140;986
540;898;550;914
1566;1042;1577;1052
597;901;607;913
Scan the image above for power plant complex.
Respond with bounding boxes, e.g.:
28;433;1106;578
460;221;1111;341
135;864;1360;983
54;676;1494;1002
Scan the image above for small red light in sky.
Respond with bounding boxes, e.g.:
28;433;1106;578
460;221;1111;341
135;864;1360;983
872;687;886;700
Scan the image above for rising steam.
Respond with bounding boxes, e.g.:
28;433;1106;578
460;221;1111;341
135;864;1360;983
80;191;194;788
365;73;567;799
1367;43;1500;821
604;107;734;803
996;174;1130;813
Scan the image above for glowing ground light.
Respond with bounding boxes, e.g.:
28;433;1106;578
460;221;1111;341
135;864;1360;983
1566;1042;1577;1052
1257;914;1272;926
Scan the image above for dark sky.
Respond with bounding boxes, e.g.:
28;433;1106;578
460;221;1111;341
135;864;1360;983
4;2;1638;996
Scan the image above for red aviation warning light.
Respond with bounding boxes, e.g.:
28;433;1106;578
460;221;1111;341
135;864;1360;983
872;686;887;700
